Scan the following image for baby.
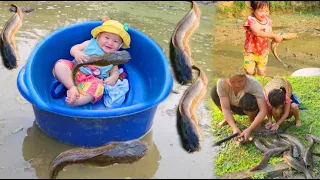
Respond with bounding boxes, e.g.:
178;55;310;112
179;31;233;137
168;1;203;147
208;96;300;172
52;19;131;107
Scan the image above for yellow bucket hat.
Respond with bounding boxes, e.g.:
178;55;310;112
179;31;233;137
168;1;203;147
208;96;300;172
91;19;131;49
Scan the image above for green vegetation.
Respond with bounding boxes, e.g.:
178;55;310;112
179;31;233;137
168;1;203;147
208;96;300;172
251;172;268;179
209;76;320;178
216;1;320;19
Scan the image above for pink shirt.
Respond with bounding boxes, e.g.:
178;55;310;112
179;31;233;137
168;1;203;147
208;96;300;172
243;16;272;55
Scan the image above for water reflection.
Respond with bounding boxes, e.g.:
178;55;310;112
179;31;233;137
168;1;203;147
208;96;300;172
23;121;160;179
0;1;215;85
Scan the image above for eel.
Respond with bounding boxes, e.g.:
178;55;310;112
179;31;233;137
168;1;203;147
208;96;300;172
278;133;308;166
0;4;23;69
49;140;148;179
170;1;201;84
270;32;298;68
304;134;314;169
177;65;208;152
309;134;320;143
9;6;35;13
72;50;131;95
170;1;208;153
250;137;289;172
251;146;289;172
283;150;314;179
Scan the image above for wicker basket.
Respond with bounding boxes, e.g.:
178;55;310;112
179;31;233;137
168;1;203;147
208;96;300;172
263;76;292;98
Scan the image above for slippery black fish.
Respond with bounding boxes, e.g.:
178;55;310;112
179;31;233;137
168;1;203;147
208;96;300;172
72;50;131;95
283;150;314;179
1;4;23;69
304;134;314;169
177;66;207;152
251;137;289;172
278;133;309;166
277;137;300;158
270;33;297;68
170;1;200;84
309;134;320;143
49;140;148;179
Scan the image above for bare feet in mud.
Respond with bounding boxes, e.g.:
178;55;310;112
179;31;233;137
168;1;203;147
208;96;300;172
66;86;79;106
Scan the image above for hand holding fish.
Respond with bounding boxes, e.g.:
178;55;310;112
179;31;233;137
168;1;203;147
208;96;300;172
273;34;283;43
270;123;280;131
74;51;89;63
265;121;272;129
271;32;298;68
238;128;253;143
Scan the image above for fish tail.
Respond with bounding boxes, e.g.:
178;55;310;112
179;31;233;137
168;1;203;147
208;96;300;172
1;39;18;69
177;110;201;152
169;43;193;84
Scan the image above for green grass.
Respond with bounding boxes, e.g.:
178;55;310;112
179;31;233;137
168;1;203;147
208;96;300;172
209;76;320;177
216;1;320;18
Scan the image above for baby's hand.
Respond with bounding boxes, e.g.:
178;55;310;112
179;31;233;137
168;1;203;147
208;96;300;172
103;77;117;86
273;34;283;43
74;51;89;63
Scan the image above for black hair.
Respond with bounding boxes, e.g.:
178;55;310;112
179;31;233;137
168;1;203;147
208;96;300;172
250;1;270;11
268;87;286;107
239;93;258;112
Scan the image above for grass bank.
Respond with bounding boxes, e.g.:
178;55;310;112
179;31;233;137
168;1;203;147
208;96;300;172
209;76;320;177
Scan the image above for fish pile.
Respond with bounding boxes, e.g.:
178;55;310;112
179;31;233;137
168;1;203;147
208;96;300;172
251;129;320;179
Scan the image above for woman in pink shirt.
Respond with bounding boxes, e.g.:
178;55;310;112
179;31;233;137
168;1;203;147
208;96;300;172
243;1;283;76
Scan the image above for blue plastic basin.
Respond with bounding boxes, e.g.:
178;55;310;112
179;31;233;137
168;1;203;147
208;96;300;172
17;21;173;147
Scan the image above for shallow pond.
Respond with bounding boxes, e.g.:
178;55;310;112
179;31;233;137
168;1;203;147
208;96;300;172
0;1;217;179
211;13;320;79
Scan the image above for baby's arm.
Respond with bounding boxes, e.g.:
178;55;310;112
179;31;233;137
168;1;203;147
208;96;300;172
271;103;291;130
70;40;90;63
103;65;120;86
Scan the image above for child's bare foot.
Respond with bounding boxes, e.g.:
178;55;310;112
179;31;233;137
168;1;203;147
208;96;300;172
217;119;227;128
66;86;79;106
265;122;272;129
296;121;302;127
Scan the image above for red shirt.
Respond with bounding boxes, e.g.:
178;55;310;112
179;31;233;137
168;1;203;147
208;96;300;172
243;16;272;55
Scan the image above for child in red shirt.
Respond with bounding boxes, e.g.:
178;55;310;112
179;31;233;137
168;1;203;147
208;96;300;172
243;1;283;76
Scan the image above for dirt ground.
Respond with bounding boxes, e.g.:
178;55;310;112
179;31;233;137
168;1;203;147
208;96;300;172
210;13;320;79
213;14;320;44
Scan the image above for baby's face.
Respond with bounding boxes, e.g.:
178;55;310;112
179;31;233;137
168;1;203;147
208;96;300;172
97;32;123;52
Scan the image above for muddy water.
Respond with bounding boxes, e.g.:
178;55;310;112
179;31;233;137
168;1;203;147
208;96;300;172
211;14;320;79
0;1;217;179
